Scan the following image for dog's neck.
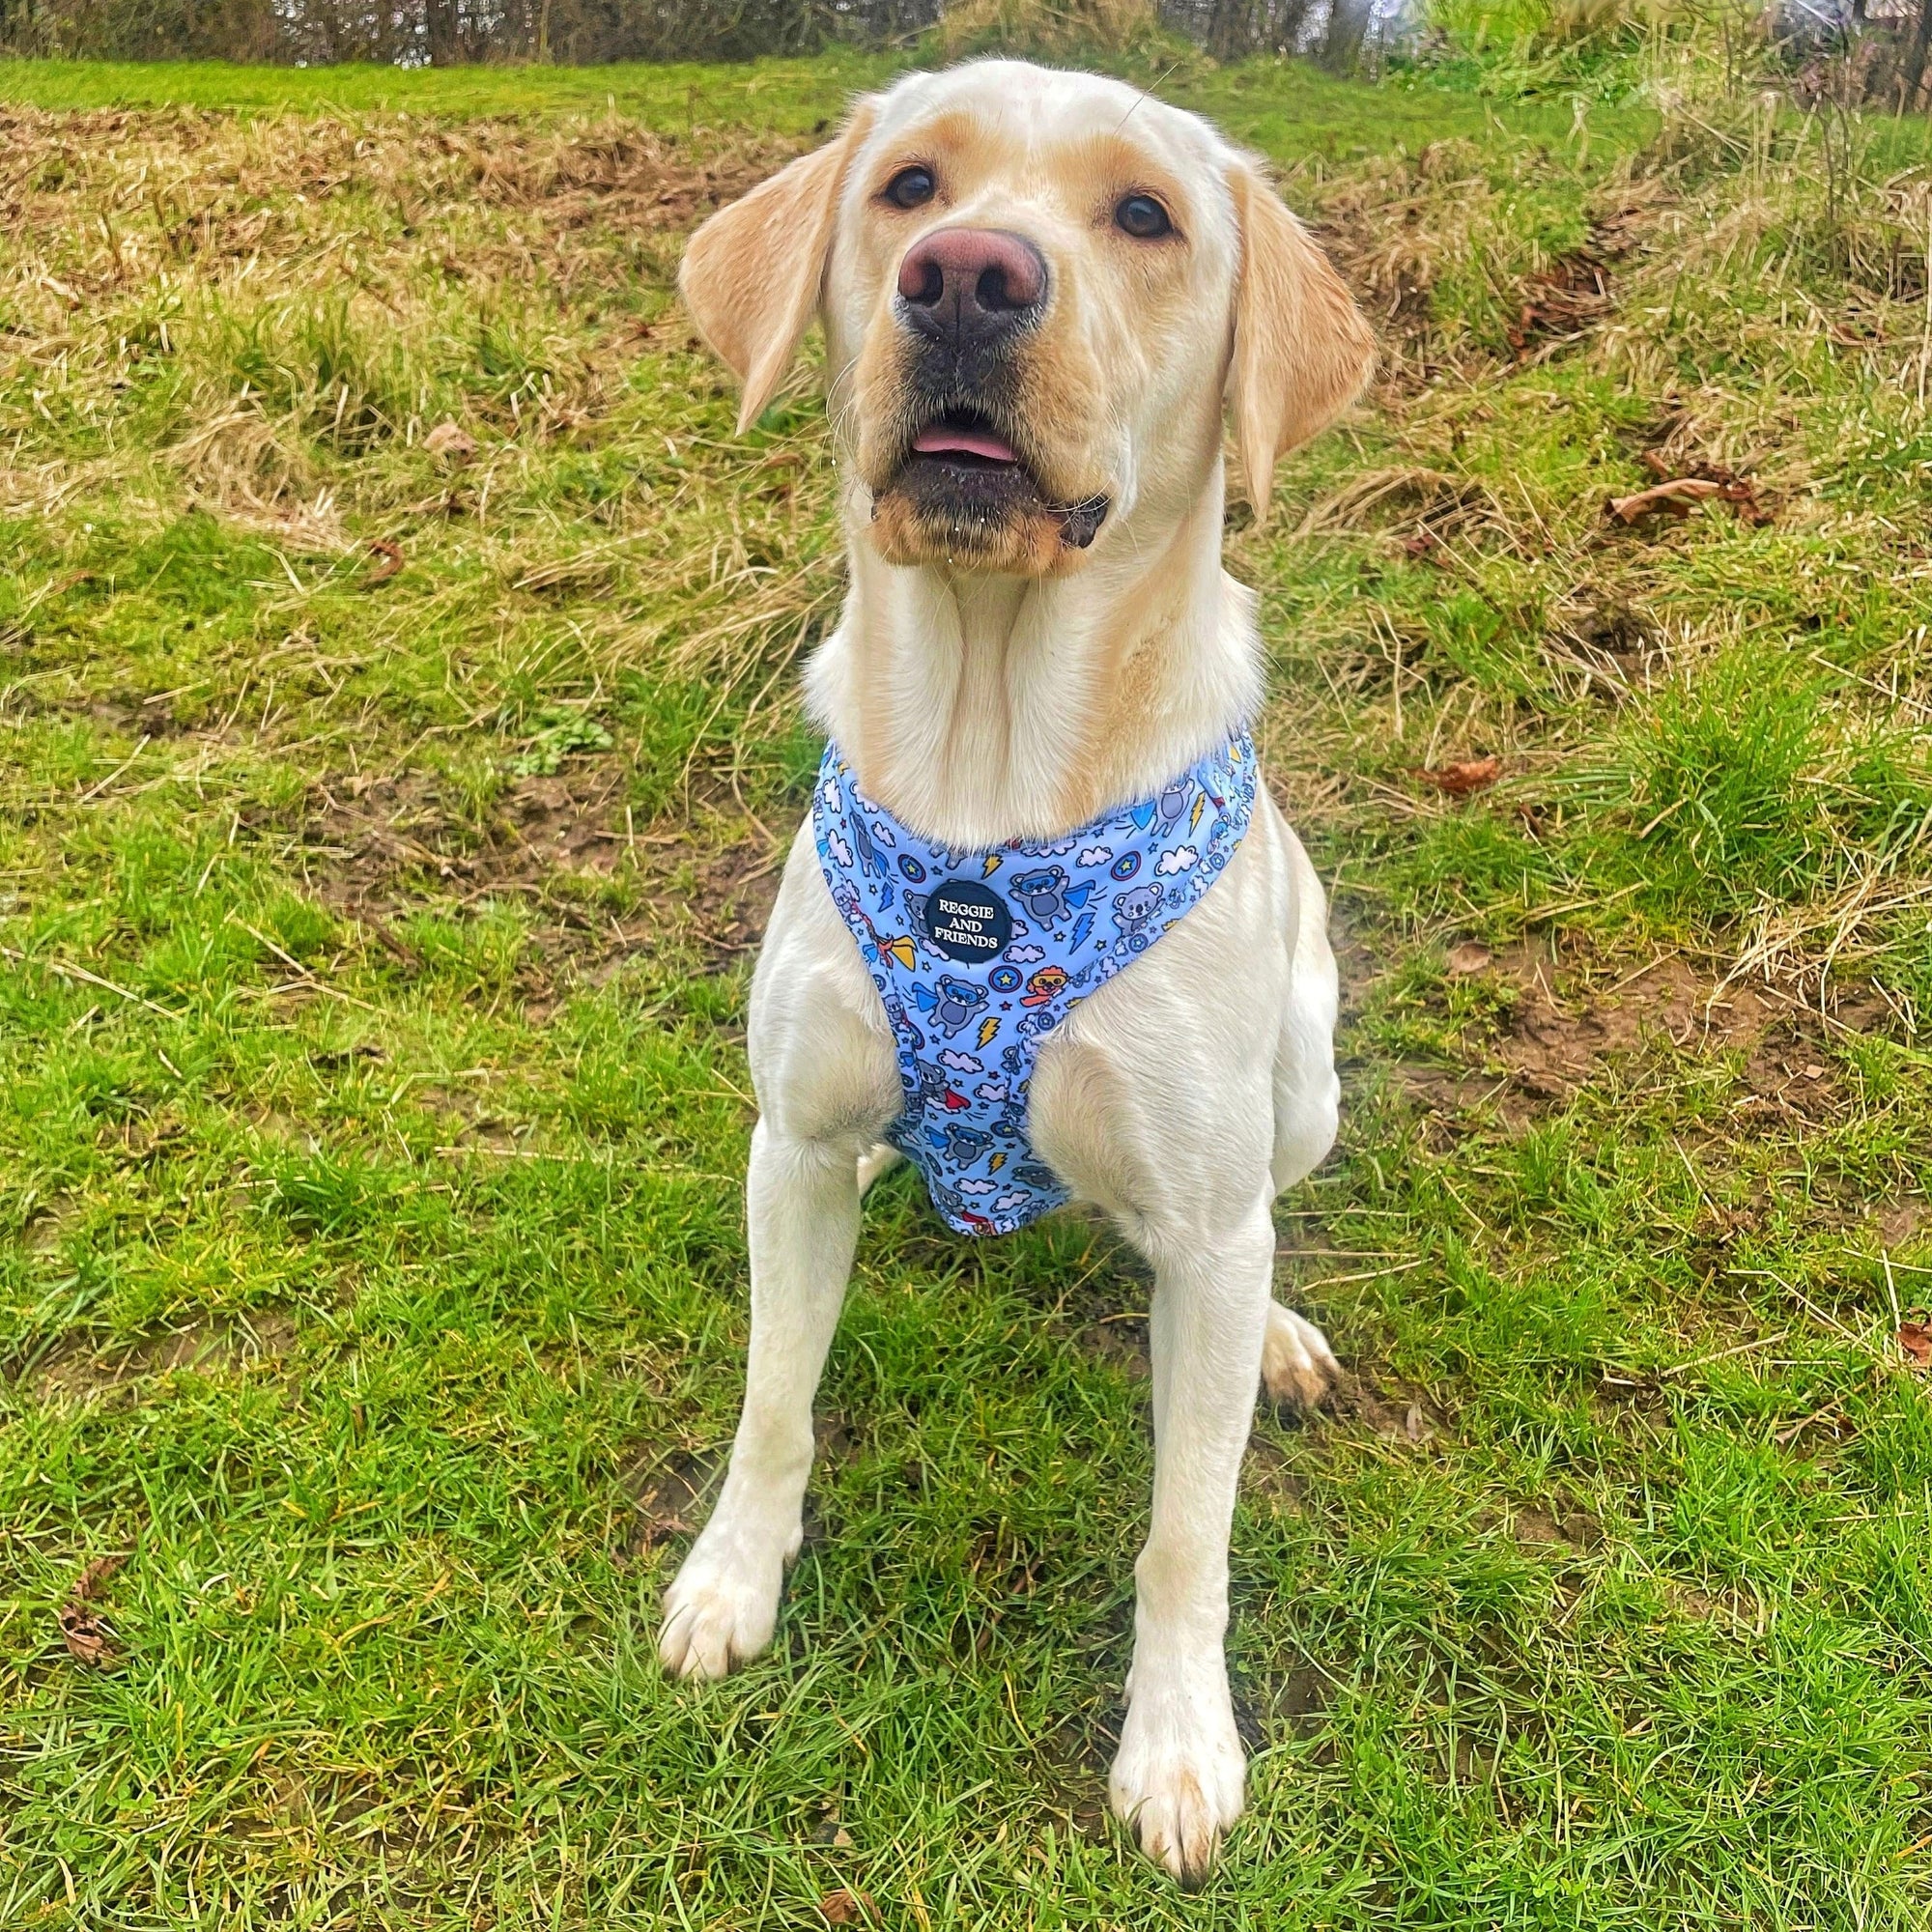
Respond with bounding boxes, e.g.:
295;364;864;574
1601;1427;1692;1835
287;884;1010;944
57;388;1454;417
805;476;1260;849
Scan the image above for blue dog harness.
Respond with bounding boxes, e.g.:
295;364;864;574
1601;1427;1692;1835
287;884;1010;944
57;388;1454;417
811;731;1259;1236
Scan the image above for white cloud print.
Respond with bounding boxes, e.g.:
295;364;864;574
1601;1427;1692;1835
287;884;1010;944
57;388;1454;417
1077;844;1113;867
824;830;852;867
1155;844;1199;876
1008;944;1044;963
940;1050;982;1072
956;1178;997;1196
990;1191;1029;1212
976;1078;1009;1102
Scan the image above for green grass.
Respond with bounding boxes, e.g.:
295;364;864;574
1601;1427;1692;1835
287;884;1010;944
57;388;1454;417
0;49;900;122
0;41;1662;157
3;40;1932;1932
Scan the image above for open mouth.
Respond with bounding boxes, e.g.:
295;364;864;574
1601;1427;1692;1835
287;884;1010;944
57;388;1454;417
908;408;1023;470
879;404;1110;557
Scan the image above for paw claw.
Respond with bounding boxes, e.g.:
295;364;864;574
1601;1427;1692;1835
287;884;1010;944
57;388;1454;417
1110;1682;1245;1883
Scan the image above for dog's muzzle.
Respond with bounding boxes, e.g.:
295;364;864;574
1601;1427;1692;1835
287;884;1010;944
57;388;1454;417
880;226;1108;555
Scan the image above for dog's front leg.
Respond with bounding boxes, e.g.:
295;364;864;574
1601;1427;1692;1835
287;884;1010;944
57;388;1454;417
658;821;899;1681
1109;1200;1275;1885
658;1119;864;1680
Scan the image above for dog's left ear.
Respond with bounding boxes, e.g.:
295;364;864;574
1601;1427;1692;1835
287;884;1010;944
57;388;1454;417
680;107;876;436
1226;159;1376;522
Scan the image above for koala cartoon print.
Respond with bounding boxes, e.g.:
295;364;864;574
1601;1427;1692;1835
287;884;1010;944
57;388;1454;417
812;732;1257;1236
1156;775;1195;834
1112;882;1165;949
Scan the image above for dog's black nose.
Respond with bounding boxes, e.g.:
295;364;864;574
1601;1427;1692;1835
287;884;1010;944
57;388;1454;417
897;227;1047;348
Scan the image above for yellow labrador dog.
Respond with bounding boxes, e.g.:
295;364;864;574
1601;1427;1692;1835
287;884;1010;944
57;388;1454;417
658;59;1374;1882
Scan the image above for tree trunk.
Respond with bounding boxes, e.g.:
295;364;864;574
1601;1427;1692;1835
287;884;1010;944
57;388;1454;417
1902;0;1932;110
425;0;460;64
1321;0;1371;71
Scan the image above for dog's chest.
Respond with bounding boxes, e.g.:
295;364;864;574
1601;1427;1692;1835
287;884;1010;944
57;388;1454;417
810;733;1259;1236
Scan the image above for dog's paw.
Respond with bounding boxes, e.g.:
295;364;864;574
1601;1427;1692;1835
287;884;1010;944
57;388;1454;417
1261;1301;1340;1412
657;1528;787;1681
1109;1676;1246;1885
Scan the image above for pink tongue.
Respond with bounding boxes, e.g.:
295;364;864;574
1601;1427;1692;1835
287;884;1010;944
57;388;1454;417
914;423;1018;463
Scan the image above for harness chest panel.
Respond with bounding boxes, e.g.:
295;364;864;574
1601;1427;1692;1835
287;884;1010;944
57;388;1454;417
811;733;1258;1236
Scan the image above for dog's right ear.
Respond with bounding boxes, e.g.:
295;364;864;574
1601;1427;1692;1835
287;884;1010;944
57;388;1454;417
679;108;875;436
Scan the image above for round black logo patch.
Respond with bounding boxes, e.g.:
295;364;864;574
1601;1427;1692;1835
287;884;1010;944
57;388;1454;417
924;877;1013;964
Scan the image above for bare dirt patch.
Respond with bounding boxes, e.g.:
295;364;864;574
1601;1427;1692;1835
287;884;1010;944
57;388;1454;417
1486;943;1776;1101
1036;1712;1118;1841
308;758;782;985
1078;1313;1151;1380
1507;250;1613;363
1502;196;1659;365
1314;157;1672;396
1243;1432;1309;1506
1402;937;1881;1124
1321;1367;1445;1446
617;1447;720;1565
24;1310;298;1406
1870;1197;1931;1248
1262;1662;1331;1742
1501;1503;1603;1551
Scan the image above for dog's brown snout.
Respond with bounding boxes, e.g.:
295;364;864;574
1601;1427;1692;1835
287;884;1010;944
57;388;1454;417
897;227;1047;345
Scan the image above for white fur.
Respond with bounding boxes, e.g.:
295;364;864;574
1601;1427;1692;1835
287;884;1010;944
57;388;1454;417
660;62;1350;1885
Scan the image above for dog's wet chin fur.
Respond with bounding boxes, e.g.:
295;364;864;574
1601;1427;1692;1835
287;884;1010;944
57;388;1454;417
868;455;1088;574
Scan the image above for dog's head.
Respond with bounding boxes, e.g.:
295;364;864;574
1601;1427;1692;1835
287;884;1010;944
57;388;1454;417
680;61;1373;576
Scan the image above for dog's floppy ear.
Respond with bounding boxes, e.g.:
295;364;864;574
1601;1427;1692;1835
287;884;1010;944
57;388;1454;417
1226;159;1376;522
680;107;875;435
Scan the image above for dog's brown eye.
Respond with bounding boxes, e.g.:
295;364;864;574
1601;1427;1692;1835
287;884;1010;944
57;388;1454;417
883;166;936;210
1115;194;1172;241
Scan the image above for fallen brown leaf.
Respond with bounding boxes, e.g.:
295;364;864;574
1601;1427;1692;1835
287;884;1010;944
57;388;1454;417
364;539;406;586
1605;477;1725;523
1897;1321;1932;1367
422;420;477;463
1636;451;1773;514
818;1889;873;1925
71;1552;127;1602
1607;469;1768;527
59;1604;117;1667
1415;755;1502;796
58;1548;131;1666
